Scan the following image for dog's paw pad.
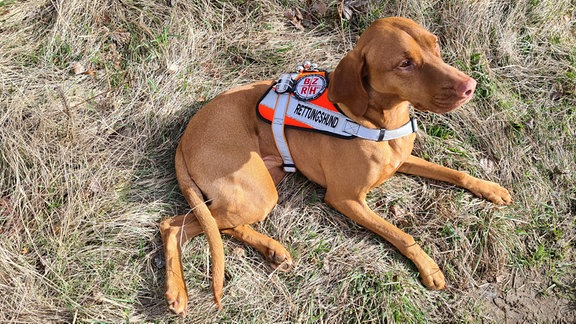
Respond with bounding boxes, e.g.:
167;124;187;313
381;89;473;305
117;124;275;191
421;268;446;290
266;245;293;272
165;288;188;316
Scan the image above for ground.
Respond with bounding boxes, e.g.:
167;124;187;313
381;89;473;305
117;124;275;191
0;0;574;322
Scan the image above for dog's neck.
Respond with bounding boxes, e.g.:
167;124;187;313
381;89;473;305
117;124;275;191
367;100;412;130
326;72;412;131
339;97;412;131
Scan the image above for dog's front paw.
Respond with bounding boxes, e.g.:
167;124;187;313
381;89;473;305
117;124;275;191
165;281;188;316
420;267;446;290
417;255;446;290
469;179;512;205
407;244;446;290
266;242;293;272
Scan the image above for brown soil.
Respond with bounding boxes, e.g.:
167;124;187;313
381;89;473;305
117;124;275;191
474;270;575;323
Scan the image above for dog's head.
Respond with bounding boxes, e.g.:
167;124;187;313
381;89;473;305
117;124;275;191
328;17;476;116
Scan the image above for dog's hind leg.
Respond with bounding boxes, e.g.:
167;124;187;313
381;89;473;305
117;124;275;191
222;224;293;271
160;214;203;316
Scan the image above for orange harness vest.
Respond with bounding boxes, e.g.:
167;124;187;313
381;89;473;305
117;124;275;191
257;69;418;172
258;71;346;136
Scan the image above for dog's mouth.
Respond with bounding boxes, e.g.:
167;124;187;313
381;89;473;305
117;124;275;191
414;90;475;114
413;76;477;114
413;101;462;114
434;96;473;114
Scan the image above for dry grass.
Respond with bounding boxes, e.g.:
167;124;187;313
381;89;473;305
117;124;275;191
1;0;574;322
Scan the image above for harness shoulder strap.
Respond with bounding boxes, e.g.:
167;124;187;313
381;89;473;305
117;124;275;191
270;92;297;172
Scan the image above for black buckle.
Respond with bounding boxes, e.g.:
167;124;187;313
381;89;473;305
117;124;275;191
410;118;418;132
378;129;386;141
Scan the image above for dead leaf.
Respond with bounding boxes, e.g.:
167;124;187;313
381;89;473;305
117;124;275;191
284;8;305;31
339;1;353;20
232;247;246;259
389;204;406;217
311;1;328;17
389;205;409;227
295;7;304;21
84;68;96;77
71;62;96;77
479;158;496;174
167;63;179;74
322;257;331;272
72;62;85;75
339;0;370;20
0;196;12;215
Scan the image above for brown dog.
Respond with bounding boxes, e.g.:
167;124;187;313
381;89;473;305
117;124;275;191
160;17;512;316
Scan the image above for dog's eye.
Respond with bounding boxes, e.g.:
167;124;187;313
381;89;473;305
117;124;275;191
399;59;412;68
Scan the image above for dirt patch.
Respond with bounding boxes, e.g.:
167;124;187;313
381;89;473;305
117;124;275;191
474;270;575;323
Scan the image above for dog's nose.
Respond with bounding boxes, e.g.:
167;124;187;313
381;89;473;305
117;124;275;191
457;78;477;98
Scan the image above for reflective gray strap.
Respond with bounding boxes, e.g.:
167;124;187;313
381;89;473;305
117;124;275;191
271;92;297;172
280;96;418;141
342;118;418;141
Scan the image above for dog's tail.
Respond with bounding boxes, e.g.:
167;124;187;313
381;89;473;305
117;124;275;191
175;143;224;309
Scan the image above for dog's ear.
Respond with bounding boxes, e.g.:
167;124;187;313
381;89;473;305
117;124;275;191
328;49;369;117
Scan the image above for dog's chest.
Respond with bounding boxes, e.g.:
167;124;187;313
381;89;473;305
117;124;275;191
370;135;416;182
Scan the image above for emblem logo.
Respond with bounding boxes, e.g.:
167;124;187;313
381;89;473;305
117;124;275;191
293;74;327;101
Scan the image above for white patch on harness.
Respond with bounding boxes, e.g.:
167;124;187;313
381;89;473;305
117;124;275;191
293;74;327;101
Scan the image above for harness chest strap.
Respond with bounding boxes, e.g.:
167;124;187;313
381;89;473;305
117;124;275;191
259;70;419;172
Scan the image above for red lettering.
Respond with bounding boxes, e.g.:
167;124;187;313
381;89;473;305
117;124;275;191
299;86;318;95
297;76;325;98
303;77;319;85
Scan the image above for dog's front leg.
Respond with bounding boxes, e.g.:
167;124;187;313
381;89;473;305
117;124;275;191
399;155;512;205
325;192;446;290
